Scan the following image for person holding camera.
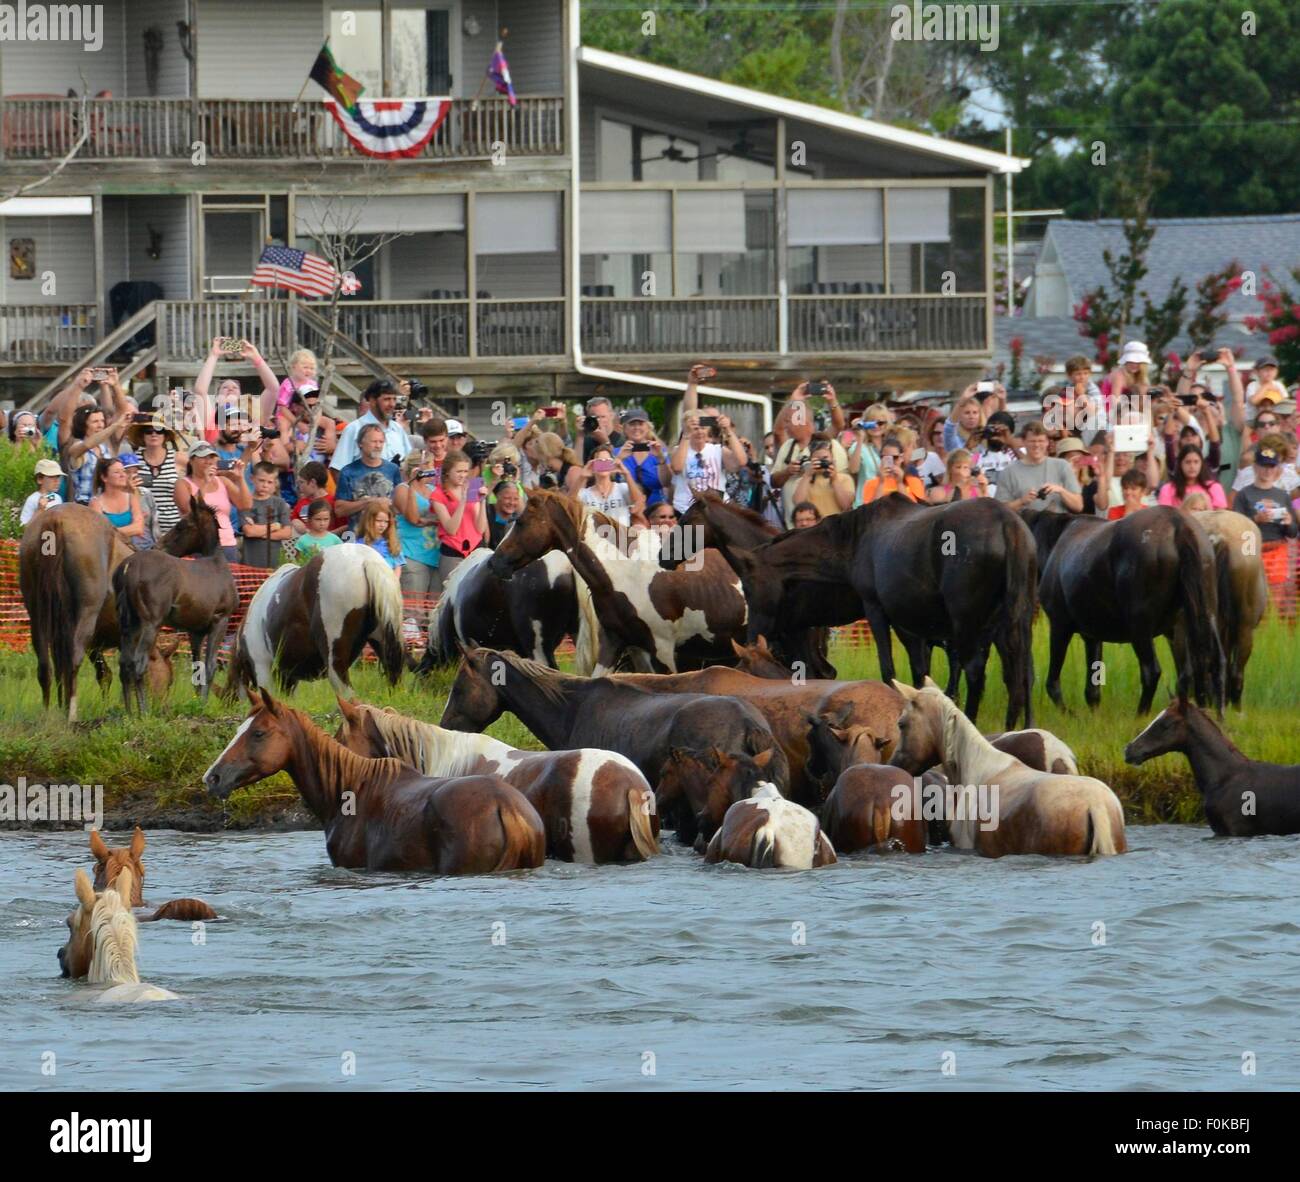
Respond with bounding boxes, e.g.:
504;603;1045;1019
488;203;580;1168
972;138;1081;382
616;407;671;510
393;454;443;614
943;392;986;453
430;449;488;584
791;438;855;518
670;407;746;513
859;436;926;505
580;394;626;461
1232;443;1299;600
772;381;849;523
485;442;526;507
994;421;1083;513
7;409;44;453
175;442;252;563
929;448;988;504
21;458;66;525
581;443;641;526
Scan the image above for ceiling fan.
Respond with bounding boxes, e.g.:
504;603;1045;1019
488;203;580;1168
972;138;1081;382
638;124;774;168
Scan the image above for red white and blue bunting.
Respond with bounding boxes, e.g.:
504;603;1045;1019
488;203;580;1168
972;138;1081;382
324;98;452;159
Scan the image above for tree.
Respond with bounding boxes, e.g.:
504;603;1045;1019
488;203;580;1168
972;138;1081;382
0;85;93;202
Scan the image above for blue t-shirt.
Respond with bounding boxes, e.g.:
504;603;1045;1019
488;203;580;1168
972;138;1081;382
366;537;405;569
335;458;401;527
622;451;667;507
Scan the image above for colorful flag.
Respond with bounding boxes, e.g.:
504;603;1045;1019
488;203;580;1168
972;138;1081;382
488;47;517;106
251;245;340;299
323;98;452;159
308;41;365;110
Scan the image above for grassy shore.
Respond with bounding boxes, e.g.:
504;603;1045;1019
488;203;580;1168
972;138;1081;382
1;614;1297;829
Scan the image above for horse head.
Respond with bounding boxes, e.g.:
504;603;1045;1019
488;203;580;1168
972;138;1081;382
439;644;507;731
487;490;576;579
887;677;950;775
659;745;777;849
806;706;887;794
1124;694;1196;766
334;696;390;759
161;492;221;557
58;865;134;980
730;635;792;679
89;826;146;905
203;689;297;799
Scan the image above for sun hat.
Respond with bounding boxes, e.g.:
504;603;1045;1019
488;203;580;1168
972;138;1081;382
34;458;66;478
1119;341;1152;366
125;415;184;451
1053;436;1088;457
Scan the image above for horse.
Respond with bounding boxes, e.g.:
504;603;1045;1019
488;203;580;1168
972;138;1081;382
114;494;237;711
58;867;179;1002
333;697;658;863
1172;510;1266;708
439;647;789;813
417;547;597;673
224;543;404;701
656;746;780;850
703;495;1038;729
888;679;1127;857
204;688;545;873
728;636;798;679
820;764;928;854
1124;696;1300;836
703;784;837;869
88;827;218;921
485;489;746;673
1023;505;1224;715
805;707;892;794
18;505;195;720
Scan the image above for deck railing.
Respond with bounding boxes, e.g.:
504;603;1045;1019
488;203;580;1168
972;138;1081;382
789;293;988;353
580;297;779;356
0;304;98;363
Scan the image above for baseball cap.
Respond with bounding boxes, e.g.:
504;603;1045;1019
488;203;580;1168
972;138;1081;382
1255;356;1279;369
621;406;650;424
119;453;143;468
34;458;66;477
987;410;1016;431
445;418;466;436
1255;445;1281;468
189;441;218;459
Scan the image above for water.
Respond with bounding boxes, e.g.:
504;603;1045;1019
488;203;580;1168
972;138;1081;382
4;825;1299;1091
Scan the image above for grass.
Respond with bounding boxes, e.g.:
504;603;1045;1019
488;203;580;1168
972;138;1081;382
1;613;1298;827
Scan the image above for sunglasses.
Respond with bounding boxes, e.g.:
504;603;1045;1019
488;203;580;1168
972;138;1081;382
143;426;164;434
1257;420;1278;428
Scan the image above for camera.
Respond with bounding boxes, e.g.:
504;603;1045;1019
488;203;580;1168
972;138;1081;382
815;459;832;471
806;381;827;397
582;415;600;433
1198;349;1218;363
538;470;559;490
630;442;651;453
465;438;494;466
1178;393;1199;406
407;378;428;399
745;460;764;475
699;415;719;430
976;380;996;395
260;425;280;440
501;462;518;478
1036;487;1049;500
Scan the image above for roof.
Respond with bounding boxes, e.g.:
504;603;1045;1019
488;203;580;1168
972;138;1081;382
577;47;1027;176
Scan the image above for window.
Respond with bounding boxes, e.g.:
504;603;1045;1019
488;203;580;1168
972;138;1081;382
581;190;671;298
886;188;984;294
787;188;885;294
475;193;563;298
329;5;456;96
676;191;775;297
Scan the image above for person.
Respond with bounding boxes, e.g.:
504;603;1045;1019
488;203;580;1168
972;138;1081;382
290;461;344;534
1054;436;1106;515
942;394;985;454
62;396;129;506
7;409;43;452
771;381;849;522
392;455;442;607
859;436;926;504
242;461;292;569
1246;356;1286;407
580;393;626;461
266;346;320;425
89;456;145;543
530;430;585;496
416;416;450;479
1106;339;1151;406
580;443;640;526
847;403;892;504
971;411;1018;495
791;502;821;529
617;407;671;510
329;379;409;471
124;414;186;538
295;500;344;558
1159;444;1228;509
175;441;253;563
1233;432;1300;495
1180;490;1213;512
192;337;280;443
21;458;66;524
1232;443;1299;599
1108;467;1150;519
1060;355;1106;432
670;406;746;513
357;500;404;578
445;417;470;452
646;501;678;539
929;448;988;503
484;442;527;510
994;421;1083;513
121;455;159;550
430;448;487;584
790;437;855;518
488;480;523;548
725;435;780;524
334;423;401;531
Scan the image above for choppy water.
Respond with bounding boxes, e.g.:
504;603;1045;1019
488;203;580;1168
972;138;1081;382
4;826;1299;1090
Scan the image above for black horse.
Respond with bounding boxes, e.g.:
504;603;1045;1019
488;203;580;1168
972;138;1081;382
705;495;1037;729
1022;506;1224;715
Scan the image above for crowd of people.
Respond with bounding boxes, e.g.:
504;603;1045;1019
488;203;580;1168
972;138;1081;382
6;335;1300;622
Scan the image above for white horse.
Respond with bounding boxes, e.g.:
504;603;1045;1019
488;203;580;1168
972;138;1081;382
889;678;1126;857
704;783;837;869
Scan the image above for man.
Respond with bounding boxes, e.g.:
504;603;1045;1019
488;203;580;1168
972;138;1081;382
445;418;469;450
329;379;409;471
771;381;849;524
994;421;1082;513
1232;443;1299;604
580;394;626;461
488;480;523;548
334;423;401;529
669;407;746;513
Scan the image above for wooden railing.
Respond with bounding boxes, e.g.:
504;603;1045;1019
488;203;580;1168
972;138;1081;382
581;298;778;355
157;300;295;361
478;300;565;357
0;304;98;363
789;294;988;353
325;300;471;360
0;96;565;161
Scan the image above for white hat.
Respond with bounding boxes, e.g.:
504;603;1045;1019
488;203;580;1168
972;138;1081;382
445;418;466;436
1119;340;1151;366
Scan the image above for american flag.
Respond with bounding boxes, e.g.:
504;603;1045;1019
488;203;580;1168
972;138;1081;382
251;245;340;299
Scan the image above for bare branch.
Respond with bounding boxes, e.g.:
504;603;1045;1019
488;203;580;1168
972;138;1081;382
0;88;92;203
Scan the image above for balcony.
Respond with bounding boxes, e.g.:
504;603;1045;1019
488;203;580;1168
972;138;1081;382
0;96;565;163
789;294;987;353
0;304;99;364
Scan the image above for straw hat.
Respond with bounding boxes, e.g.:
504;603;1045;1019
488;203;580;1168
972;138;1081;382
125;415;184;451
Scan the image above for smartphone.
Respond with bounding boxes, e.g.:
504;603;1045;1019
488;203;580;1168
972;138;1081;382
630;442;651;453
591;459;616;474
699;415;719;430
467;477;484;502
806;381;826;397
90;367;113;382
695;365;718;381
217;459;236;471
976;380;996;395
315;425;326;438
542;406;563;419
511;416;530;431
131;411;154;423
218;337;242;355
1199;348;1219;362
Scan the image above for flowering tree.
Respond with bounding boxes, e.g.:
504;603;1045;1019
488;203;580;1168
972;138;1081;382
1243;268;1300;384
1008;335;1025;389
1186;260;1243;349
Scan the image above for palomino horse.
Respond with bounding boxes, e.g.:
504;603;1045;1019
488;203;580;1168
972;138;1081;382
1125;697;1300;836
418;547;597;674
334;697;658;863
205;689;545;873
58;867;179;1002
486;489;745;673
89;827;218;921
225;543;404;701
888;679;1127;857
439;646;789;799
656;747;779;849
820;764;928;854
704;784;837;869
114;494;237;710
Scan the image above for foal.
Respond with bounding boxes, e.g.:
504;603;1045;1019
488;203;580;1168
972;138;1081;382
704;784;837;869
89;827;217;921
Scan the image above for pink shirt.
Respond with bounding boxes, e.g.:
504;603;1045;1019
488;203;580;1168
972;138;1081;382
431;485;484;556
1157;480;1227;509
180;475;236;547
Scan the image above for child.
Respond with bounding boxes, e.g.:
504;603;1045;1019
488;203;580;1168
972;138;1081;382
21;458;66;525
1107;467;1149;519
290;460;343;535
1232;443;1299;603
242;460;292;568
294;499;343;558
357;499;404;578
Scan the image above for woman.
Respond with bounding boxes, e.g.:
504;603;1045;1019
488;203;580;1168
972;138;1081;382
430;448;488;585
62;403;129;506
848;403;891;507
485;442;527;509
1159;444;1228;509
529;430;585;496
194;337;279;442
580;443;641;526
125;415;186;537
1106;339;1151;407
859;436;925;504
670;408;745;513
942;394;985;454
175;441;253;563
929;448;988;503
393;455;442;609
6;409;43;452
89;457;145;542
357;500;404;578
616;409;671;509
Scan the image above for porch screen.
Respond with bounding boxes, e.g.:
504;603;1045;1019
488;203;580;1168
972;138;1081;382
474;192;561;255
674;190;747;254
294;194;464;236
885;188;951;243
580;191;671;254
787;189;882;247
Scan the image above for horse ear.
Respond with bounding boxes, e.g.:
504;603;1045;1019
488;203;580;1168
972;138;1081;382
922;675;940;690
74;868;96;909
89;829;109;863
752;747;774;769
245;688;264;712
892;679;918;702
261;687;282;716
336;695;361;725
129;826;145;860
756;635;773;655
730;637;747;658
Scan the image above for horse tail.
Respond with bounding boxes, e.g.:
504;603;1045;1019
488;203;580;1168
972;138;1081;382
422;582;458;669
627;786;660;860
144;897;218;922
571;571;601;677
1085;798;1123;857
363;554;405;687
113;561;150;685
493;798;546;871
749;817;776;868
26;517;77;711
1174;514;1224;710
1002;513;1037;729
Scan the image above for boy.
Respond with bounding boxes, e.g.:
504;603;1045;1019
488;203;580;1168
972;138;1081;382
1107;467;1149;519
21;458;66;524
294;499;344;558
290;460;344;535
242;460;292;568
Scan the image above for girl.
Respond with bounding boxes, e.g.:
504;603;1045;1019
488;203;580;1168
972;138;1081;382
860;436;926;504
1159;444;1228;509
393;455;442;611
175;442;254;563
89;457;145;542
580;443;641;526
529;430;585;496
929;448;988;503
357;500;404;578
430;448;488;585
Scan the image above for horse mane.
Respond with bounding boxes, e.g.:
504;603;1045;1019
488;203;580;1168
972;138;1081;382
87;873;141;986
489;648;584;706
696;490;777;534
1185;699;1246;759
361;706;503;778
287;703;411;801
528;488;622;547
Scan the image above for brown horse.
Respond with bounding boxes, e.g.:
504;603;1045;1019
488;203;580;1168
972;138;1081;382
703;784;837;869
334;697;659;863
656;746;779;850
204;689;545;873
88;827;218;921
820;764;928;854
115;494;237;711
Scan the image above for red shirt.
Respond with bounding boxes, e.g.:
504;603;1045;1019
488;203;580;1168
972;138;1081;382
291;492;346;532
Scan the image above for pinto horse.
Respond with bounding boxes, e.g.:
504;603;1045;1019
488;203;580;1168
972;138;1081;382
1125;697;1300;836
114;494;237;711
704;496;1038;729
334;697;658;863
204;689;545;873
889;679;1127;858
486;489;745;673
1023;505;1224;715
225;542;404;701
89;827;217;921
656;746;780;850
703;784;837;869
